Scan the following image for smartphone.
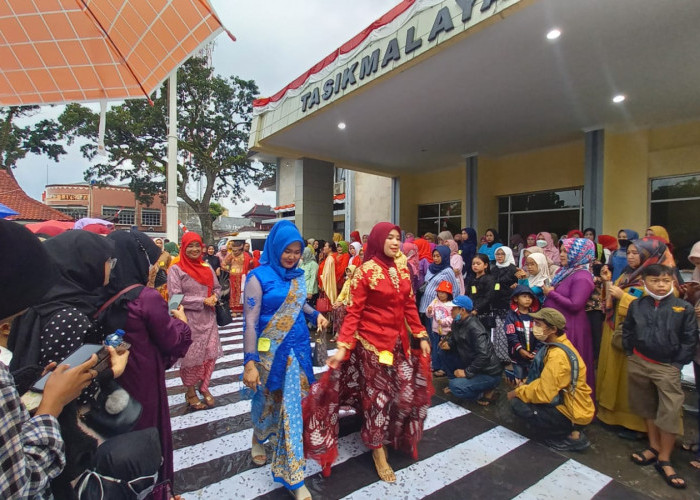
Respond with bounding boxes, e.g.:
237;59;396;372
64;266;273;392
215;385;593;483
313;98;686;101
544;278;551;287
32;344;104;392
168;294;184;315
629;287;643;298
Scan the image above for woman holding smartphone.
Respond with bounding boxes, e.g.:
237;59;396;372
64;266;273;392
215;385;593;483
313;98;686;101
168;232;221;411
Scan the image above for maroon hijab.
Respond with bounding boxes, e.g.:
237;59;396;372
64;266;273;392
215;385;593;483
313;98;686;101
364;222;401;267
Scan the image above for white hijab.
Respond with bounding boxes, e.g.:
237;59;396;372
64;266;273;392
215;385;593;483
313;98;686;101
526;252;552;287
495;245;516;268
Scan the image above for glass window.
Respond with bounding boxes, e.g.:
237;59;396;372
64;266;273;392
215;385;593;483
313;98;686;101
53;206;87;220
417;201;462;236
498;188;583;244
650;174;700;268
141;209;161;227
102;207;135;225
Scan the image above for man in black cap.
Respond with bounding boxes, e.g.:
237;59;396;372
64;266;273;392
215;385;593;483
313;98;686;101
507;307;595;451
0;219;97;498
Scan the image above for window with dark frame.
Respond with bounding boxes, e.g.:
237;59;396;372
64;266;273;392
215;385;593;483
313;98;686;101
102;207;135;225
650;173;700;268
417;201;462;236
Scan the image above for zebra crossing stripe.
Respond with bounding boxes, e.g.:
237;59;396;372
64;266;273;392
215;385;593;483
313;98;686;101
170;399;252;432
511;459;611;500
181;401;471;497
343;426;528;499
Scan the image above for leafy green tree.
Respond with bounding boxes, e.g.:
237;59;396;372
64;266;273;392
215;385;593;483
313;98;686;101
60;56;273;243
209;201;225;221
0;106;66;180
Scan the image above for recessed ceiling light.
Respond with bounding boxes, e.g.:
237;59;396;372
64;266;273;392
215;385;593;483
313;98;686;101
546;29;561;40
337;122;346;130
612;94;626;103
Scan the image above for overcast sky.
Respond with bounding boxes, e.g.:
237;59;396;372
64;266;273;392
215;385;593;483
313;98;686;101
12;0;398;217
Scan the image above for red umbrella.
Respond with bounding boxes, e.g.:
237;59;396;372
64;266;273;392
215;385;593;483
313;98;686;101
25;220;75;237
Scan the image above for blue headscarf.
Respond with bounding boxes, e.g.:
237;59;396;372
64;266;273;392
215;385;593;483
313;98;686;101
611;228;639;282
429;245;452;274
259;220;305;280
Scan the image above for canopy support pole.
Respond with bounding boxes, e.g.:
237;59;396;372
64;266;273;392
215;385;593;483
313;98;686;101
166;71;179;242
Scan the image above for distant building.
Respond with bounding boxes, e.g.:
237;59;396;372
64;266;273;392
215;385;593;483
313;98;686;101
43;182;166;232
177;200;254;241
241;204;275;230
1;170;72;223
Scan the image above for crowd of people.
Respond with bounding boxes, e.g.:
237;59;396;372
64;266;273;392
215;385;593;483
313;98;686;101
1;217;699;499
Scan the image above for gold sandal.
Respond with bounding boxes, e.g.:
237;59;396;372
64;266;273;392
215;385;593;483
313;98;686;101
186;393;206;411
372;446;396;483
200;390;215;408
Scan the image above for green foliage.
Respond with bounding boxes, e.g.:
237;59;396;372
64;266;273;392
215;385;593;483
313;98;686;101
60;55;273;241
209;201;225;221
0;106;66;178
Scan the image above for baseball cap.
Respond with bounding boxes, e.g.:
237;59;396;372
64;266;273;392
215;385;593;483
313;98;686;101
529;307;566;330
452;295;473;311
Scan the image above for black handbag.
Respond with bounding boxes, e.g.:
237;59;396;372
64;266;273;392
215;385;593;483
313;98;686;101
215;300;232;326
84;380;142;438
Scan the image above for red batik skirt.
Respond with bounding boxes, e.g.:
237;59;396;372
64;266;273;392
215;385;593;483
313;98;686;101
303;336;433;477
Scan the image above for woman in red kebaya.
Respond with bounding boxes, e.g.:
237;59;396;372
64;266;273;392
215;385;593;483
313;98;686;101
303;222;432;484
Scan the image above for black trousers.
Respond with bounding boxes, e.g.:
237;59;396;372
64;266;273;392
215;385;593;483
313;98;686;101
511;398;575;439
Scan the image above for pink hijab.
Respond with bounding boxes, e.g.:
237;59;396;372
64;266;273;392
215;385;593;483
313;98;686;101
403;242;419;277
537;232;561;265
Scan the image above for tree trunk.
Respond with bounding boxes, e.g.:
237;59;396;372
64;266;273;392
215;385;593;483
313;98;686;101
197;202;215;244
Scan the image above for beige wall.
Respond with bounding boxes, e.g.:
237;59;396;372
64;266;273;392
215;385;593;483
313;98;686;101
396;121;700;239
399;165;466;234
353;171;392;235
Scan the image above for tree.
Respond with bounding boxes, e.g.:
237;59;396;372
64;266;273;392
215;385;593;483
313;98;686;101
209;201;225;221
0;106;66;180
60;56;274;243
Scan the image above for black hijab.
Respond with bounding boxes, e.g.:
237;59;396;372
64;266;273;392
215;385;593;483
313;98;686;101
9;231;114;371
97;230;161;332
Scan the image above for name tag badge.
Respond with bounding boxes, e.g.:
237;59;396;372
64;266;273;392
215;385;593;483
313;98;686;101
258;337;271;352
378;350;394;365
494;283;501;291
471;286;477;295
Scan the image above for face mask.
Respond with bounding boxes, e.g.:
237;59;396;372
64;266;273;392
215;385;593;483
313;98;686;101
454;314;462;321
532;324;549;341
618;239;631;249
643;284;674;301
536;239;547;248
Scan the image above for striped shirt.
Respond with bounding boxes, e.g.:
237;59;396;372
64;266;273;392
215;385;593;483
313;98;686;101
419;268;460;313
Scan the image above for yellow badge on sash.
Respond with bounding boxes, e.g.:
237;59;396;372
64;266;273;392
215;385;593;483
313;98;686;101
471;286;477;295
494;283;501;291
258;337;271;352
378;350;394;365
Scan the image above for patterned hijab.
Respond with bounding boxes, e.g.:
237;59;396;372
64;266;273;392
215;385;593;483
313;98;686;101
622;237;668;287
550;238;595;287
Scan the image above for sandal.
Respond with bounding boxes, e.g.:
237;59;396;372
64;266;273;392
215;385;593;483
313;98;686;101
251;440;267;466
681;442;699;453
372;446;396;483
477;390;499;407
287;485;312;500
690;458;700;470
186;393;206;411
630;447;658;466
200;390;215;408
654;460;686;489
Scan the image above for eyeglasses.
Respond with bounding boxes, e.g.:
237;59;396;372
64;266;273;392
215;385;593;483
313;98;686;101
108;258;118;271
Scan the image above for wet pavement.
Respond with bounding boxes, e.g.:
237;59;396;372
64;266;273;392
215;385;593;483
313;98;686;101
167;321;699;499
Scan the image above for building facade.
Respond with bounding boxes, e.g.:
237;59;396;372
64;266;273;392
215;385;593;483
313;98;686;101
43;183;166;232
249;0;700;266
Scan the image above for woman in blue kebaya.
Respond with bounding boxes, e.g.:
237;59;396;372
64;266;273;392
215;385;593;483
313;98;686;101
477;228;503;263
241;221;328;500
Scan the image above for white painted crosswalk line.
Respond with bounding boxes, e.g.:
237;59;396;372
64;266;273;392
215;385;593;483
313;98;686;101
512;460;612;500
167;363;333;407
182;402;470;498
343;426;528;499
171;400;252;431
222;342;243;351
166;365;243;387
